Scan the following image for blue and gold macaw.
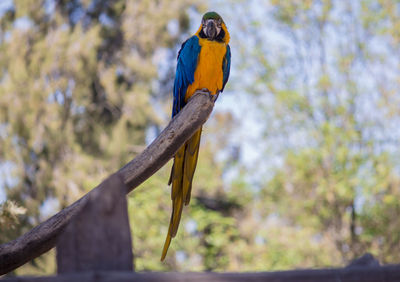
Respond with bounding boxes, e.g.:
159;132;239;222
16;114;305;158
161;11;231;261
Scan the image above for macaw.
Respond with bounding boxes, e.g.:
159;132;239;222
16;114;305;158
161;11;231;261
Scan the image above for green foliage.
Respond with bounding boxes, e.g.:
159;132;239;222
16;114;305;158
238;0;400;267
0;200;26;243
0;0;249;274
0;0;219;274
2;0;400;274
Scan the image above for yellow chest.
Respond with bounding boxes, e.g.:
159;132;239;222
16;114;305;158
185;38;227;100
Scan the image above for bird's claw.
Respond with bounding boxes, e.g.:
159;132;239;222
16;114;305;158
196;88;211;96
211;92;219;102
195;88;219;102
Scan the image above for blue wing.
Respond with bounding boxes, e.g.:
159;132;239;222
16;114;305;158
172;36;201;117
221;44;231;92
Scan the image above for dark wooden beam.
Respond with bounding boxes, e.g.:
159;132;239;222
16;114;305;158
0;92;215;275
2;265;400;281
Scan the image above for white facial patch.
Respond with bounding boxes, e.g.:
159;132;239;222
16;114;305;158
202;19;222;37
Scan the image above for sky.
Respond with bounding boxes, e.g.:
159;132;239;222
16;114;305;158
0;1;15;203
0;0;12;16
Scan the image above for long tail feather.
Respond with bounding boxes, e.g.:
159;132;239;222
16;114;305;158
161;127;202;261
183;128;202;205
171;195;183;237
171;146;185;200
161;233;172;261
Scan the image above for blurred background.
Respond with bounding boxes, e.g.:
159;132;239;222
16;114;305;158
1;0;400;274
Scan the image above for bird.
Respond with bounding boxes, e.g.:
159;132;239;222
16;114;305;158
161;11;231;261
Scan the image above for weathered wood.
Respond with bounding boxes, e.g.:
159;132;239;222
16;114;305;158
56;173;133;273
2;265;400;281
0;92;215;275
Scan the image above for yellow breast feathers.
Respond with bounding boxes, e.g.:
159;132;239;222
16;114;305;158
185;38;227;101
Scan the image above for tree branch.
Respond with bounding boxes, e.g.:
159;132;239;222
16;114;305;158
0;92;215;275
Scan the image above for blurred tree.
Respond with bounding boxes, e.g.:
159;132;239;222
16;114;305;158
0;0;237;274
3;0;399;274
0;0;251;274
228;0;400;268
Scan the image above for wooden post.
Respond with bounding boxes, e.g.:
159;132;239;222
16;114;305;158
56;173;133;273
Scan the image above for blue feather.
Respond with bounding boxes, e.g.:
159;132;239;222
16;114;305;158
172;36;201;117
222;44;231;92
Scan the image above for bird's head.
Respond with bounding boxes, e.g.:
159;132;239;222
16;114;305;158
197;12;230;43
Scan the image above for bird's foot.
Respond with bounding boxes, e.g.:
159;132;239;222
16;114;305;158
196;88;211;96
189;88;210;103
195;88;219;102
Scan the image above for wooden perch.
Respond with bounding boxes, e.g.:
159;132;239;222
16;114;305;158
0;92;215;275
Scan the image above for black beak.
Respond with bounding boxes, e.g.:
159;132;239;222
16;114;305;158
206;21;217;39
